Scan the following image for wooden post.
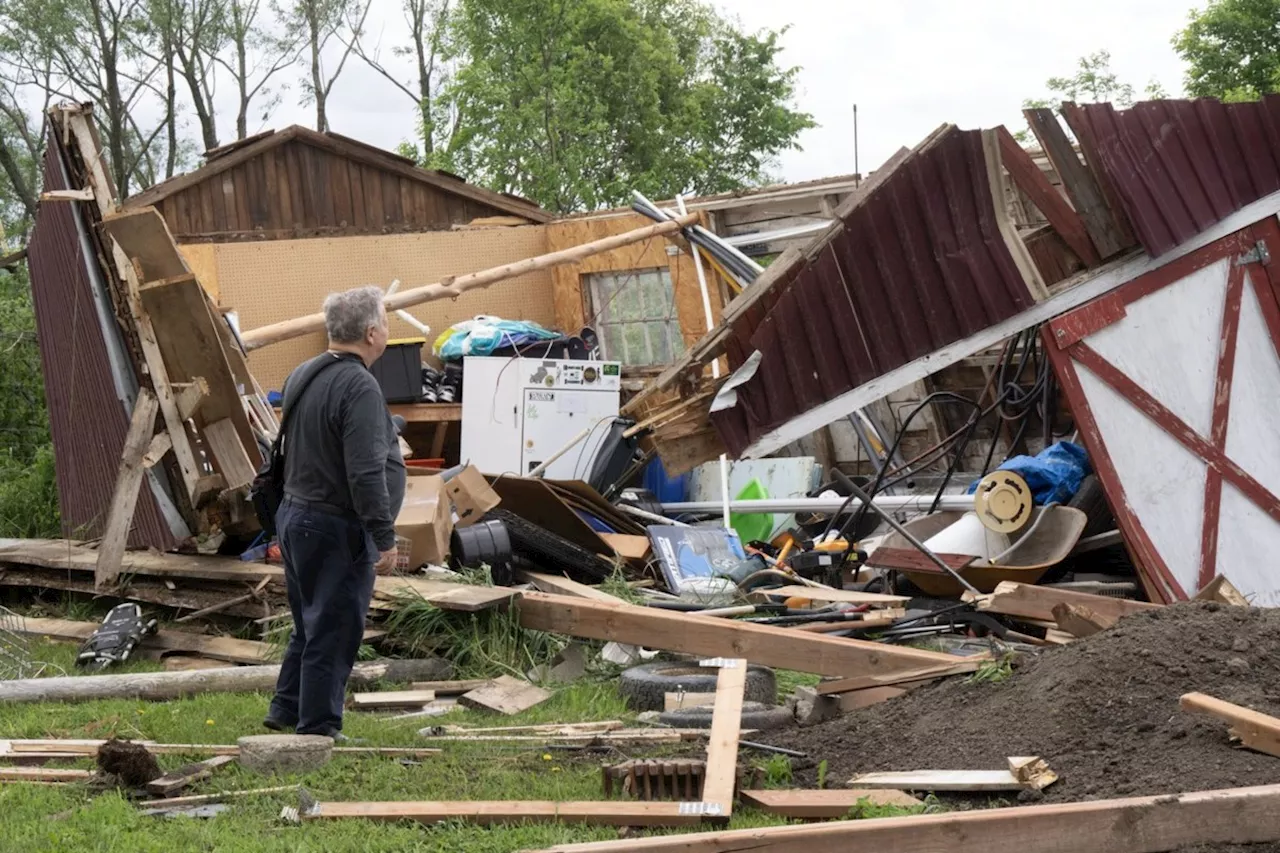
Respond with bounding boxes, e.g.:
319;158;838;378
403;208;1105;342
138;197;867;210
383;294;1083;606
701;660;747;815
96;389;160;589
239;213;700;352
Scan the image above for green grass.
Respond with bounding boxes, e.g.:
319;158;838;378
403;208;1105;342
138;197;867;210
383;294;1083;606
0;640;811;852
966;654;1016;685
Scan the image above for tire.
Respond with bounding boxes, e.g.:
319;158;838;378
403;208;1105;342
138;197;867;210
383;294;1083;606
658;701;795;731
618;661;776;711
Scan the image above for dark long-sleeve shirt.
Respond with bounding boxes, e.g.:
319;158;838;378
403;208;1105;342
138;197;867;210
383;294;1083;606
281;351;406;551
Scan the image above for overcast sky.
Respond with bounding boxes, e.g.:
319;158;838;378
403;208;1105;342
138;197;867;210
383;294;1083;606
217;0;1196;187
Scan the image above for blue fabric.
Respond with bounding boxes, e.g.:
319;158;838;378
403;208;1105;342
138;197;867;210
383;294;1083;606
968;441;1092;505
437;317;561;361
574;509;616;534
268;499;376;735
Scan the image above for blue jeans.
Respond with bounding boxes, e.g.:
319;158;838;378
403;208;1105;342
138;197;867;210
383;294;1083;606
267;498;376;735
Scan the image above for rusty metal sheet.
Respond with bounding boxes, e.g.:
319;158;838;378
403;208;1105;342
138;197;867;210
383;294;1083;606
1067;96;1280;257
713;127;1036;456
26;143;180;549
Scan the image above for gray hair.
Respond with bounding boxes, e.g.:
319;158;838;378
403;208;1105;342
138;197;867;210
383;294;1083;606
323;285;385;344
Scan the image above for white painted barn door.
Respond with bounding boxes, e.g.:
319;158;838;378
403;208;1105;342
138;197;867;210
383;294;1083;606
1046;220;1280;604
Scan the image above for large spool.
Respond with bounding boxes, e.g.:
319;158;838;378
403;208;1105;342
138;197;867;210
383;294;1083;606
973;471;1034;534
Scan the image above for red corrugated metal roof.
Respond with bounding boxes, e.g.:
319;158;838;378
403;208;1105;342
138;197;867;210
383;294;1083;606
710;126;1037;456
1066;96;1280;257
27;143;179;549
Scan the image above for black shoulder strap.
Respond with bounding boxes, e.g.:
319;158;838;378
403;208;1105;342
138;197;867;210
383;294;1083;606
272;354;347;454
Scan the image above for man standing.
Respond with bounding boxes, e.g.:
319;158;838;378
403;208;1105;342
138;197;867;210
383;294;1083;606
265;286;406;739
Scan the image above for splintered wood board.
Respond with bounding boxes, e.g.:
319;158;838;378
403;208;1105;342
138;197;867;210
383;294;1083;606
974;581;1159;623
740;788;922;818
0;767;94;782
847;769;1025;791
373;577;517;612
0;539;282;582
457;676;552;715
351;690;438;710
145;755;235;796
816;660;984;695
407;680;494;695
16;617;272;665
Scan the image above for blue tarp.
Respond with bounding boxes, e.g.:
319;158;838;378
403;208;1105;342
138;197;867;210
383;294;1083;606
435;316;561;361
968;441;1092;505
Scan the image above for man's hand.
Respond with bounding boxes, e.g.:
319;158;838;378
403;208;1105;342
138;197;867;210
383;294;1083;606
375;546;398;571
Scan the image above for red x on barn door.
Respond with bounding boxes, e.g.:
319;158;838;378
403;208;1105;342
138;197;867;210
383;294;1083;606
1045;218;1280;605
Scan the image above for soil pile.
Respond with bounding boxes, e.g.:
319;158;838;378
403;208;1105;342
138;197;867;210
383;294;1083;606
97;738;162;787
774;601;1280;803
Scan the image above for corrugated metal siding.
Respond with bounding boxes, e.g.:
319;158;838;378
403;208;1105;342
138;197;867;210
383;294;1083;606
1067;96;1280;257
27;145;178;548
712;128;1036;456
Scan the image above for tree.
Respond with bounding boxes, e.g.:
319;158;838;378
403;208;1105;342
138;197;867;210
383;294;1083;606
436;0;814;213
1175;0;1280;101
215;0;302;140
277;0;370;131
347;0;453;158
1018;50;1171;142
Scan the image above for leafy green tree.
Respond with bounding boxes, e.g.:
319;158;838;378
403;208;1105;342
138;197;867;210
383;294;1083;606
1175;0;1280;102
1017;50;1170;142
435;0;814;212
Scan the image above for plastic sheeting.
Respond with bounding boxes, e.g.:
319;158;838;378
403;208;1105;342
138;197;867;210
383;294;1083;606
969;441;1092;505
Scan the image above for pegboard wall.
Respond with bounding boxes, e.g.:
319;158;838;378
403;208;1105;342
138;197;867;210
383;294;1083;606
192;225;554;391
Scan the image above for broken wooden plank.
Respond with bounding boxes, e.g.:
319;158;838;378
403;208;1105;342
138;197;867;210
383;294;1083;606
1051;602;1114;638
846;770;1028;792
173;378;209;421
458;675;552;715
299;799;706;827
373;576;517;612
982;128;1050;302
0;539;282;583
0;766;97;783
973;581;1159;624
836;686;909;711
996;125;1100;266
515;570;626;604
515;591;958;678
1195;575;1251;607
101;207;191;281
202;418;257;490
425;721;623;736
407;680;493;695
96;389;160;589
132;785;297;808
350;690;437;710
535;783;1280;853
145;755;235;796
740;788;922;819
1009;756;1059;790
173;578;270;623
816;660;984;695
1023;108;1132;261
3;739;439;758
420;731;686;747
1181;692;1280;758
701;660;747;814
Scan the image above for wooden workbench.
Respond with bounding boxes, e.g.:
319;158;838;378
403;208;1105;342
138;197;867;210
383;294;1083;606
388;403;462;461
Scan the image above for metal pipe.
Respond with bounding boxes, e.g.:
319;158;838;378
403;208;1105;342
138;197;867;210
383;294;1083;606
837;478;982;596
661;495;973;514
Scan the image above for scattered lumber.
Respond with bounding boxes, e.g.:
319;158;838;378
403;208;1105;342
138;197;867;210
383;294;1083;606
372;576;517;612
1052;602;1114;638
0;569;273;620
740;788;922;819
1195;575;1251;607
815;660;984;695
457;675;552;715
0;658;451;704
849;757;1057;792
534;783;1280;853
1181;693;1280;757
515;569;626;604
424;722;623;736
350;690;437;711
701;660;747;814
757;586;910;606
972;581;1159;623
0;767;95;783
298;799;706;827
0;539;281;583
16;617;273;665
515;590;959;678
145;755;235;796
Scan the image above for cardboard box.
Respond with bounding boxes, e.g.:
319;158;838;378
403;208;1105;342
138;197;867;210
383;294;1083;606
445;464;501;528
395;472;452;568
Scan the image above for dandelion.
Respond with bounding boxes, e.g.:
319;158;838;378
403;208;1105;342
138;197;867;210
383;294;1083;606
542;754;552;761
205;719;215;726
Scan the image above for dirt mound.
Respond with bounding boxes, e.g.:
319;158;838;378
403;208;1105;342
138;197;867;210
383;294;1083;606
97;738;162;787
772;602;1280;804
